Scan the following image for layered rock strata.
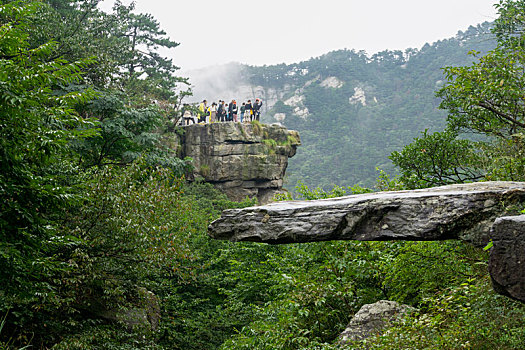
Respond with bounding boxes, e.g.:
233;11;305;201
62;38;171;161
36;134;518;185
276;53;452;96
209;182;525;246
181;123;300;204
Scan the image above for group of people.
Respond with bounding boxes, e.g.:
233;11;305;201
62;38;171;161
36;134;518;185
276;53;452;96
182;98;263;125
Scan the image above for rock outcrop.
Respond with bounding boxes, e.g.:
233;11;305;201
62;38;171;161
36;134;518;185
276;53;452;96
489;215;525;302
209;181;525;302
209;182;525;246
180;123;300;204
338;300;415;344
89;287;160;331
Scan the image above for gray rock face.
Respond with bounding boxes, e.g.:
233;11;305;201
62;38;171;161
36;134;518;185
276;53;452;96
489;215;525;302
339;300;415;343
91;288;160;331
209;182;525;246
181;123;300;204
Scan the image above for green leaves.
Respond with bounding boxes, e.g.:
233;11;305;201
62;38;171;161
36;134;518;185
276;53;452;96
0;2;103;345
391;0;525;187
438;46;525;139
389;129;484;188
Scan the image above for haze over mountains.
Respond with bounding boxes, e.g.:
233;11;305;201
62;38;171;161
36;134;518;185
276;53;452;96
184;23;496;190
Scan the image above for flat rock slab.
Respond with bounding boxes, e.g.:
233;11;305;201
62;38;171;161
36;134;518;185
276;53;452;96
209;182;525;246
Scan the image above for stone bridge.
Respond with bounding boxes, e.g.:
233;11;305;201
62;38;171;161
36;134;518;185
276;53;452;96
208;181;525;303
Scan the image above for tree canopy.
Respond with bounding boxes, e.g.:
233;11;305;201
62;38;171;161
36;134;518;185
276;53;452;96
392;0;525;186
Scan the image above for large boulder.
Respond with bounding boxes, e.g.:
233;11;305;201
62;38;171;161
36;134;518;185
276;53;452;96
338;300;415;344
181;123;300;204
209;181;525;246
90;287;160;331
489;215;525;302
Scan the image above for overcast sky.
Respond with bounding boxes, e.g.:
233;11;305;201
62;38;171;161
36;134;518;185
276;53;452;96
99;0;498;71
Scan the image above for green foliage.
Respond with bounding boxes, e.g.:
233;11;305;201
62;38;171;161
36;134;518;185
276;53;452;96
0;2;98;345
287;180;372;200
26;0;191;172
67;161;197;290
73;90;191;174
390;129;484;188
4;1;525;349
438;47;525;140
219;180;519;350
255;24;496;190
483;134;525;181
262;138;278;149
151;181;257;349
41;161;199;349
0;1;192;347
397;0;525;186
382;241;487;304
251;120;263;136
287;134;300;145
52;324;162;350
374;168;404;192
347;278;525;349
220;241;393;349
261;138;278;155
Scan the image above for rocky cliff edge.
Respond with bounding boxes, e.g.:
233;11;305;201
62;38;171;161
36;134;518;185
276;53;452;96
180;122;300;204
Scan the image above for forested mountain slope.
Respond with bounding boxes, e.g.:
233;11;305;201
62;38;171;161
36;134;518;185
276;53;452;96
240;23;496;189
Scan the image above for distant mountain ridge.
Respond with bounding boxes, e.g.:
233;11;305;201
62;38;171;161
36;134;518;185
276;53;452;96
186;22;496;190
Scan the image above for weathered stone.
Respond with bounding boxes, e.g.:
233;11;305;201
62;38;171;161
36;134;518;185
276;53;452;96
489;215;525;302
209;182;525;246
338;300;415;344
90;288;160;331
214;184;258;202
180;123;300;204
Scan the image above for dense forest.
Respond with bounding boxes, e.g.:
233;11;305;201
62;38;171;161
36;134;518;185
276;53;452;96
1;0;525;349
246;24;497;190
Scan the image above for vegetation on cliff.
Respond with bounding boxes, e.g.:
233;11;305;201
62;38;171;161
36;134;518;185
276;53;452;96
1;0;525;349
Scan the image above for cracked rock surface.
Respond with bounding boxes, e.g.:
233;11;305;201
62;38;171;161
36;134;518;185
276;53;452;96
209;181;525;246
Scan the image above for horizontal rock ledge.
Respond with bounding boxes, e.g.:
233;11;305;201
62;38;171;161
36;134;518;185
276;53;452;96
208;181;525;246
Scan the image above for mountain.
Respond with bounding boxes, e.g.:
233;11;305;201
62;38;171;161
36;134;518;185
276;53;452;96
185;23;496;190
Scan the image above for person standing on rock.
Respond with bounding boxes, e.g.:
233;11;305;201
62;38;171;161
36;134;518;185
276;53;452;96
253;98;263;121
245;100;253;122
198;100;207;123
217;100;224;122
230;100;238;122
210;102;217;123
182;104;193;126
228;101;233;122
240;102;246;123
206;105;212;123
